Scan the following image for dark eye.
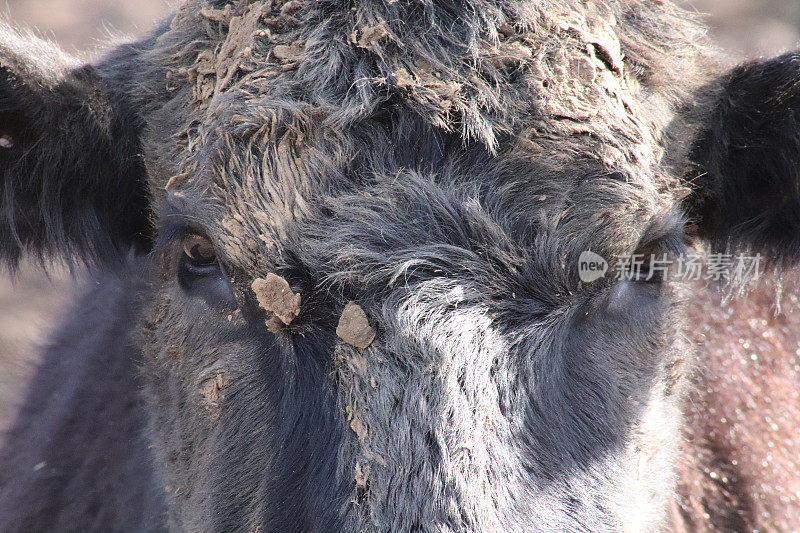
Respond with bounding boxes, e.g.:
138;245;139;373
624;233;685;284
182;235;217;267
178;234;235;307
618;253;662;283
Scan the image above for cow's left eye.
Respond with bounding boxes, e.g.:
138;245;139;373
628;254;662;283
182;235;217;267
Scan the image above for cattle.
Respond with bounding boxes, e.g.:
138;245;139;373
1;0;799;530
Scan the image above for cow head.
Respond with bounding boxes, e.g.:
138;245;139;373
2;1;800;530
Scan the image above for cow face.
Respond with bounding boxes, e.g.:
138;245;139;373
2;1;800;531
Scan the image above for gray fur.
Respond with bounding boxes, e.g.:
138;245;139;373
2;0;800;531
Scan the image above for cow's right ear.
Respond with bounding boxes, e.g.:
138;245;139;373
0;25;150;269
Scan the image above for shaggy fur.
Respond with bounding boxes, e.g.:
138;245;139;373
1;0;800;531
0;24;151;268
687;52;800;264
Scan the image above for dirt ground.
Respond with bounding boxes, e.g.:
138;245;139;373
0;1;798;438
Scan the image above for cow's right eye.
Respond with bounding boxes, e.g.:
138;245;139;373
177;234;235;308
179;234;224;284
182;235;217;267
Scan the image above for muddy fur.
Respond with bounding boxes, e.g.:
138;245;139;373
2;0;800;531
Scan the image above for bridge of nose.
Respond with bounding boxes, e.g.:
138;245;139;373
332;284;513;531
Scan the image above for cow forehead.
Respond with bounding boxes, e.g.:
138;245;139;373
148;0;700;269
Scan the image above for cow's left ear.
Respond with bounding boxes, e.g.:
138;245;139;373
684;52;800;265
0;25;150;269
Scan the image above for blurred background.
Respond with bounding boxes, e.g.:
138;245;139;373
0;0;799;439
695;0;800;57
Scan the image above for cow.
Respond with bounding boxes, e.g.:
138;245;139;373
1;0;799;530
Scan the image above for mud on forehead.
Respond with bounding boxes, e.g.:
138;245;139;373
150;0;692;272
149;0;700;170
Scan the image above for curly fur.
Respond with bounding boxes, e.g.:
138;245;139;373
2;0;800;531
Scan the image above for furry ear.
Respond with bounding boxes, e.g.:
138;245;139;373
0;25;150;269
685;52;800;265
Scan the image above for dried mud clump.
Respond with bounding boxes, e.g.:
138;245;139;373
164;173;190;191
272;40;305;62
185;2;276;104
199;372;229;419
251;273;301;326
352;22;389;48
336;302;376;350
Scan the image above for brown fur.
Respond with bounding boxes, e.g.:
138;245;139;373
675;273;800;531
